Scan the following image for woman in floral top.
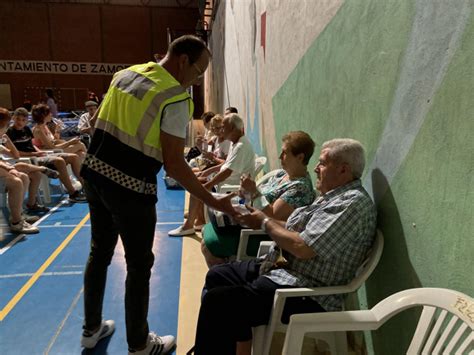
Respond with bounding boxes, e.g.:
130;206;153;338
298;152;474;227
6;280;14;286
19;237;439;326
202;131;316;267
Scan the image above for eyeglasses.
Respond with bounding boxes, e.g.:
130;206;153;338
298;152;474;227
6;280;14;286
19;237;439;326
192;63;205;78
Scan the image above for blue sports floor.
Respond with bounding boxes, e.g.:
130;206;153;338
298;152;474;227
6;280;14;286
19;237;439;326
0;171;187;354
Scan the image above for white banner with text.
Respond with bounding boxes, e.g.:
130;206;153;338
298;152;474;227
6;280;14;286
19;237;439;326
0;60;131;75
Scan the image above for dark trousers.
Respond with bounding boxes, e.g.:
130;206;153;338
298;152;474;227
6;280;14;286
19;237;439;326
194;260;325;355
83;180;156;349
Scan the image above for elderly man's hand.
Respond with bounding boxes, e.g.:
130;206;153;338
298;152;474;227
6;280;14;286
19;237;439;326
236;205;266;229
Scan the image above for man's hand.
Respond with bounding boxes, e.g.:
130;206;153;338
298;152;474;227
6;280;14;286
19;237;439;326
236;205;266;229
35;151;46;157
212;192;240;217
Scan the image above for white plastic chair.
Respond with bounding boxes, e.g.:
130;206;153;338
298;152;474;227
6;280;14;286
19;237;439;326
218;156;268;193
1;154;52;205
252;229;384;355
283;287;474;355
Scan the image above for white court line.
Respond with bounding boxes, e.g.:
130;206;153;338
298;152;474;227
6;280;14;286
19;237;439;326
44;286;84;355
0;199;68;255
0;271;83;279
8;221;183;228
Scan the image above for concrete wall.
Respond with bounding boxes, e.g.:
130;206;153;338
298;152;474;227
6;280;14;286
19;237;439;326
0;1;199;111
206;0;474;353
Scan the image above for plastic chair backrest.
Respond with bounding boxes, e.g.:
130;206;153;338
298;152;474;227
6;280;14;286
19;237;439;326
284;288;473;355
254;156;267;177
346;229;384;292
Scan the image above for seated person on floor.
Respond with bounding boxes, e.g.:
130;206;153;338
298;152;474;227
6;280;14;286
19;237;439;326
190;114;231;171
7;107;86;202
169;113;255;236
201;130;316;267
31;104;87;161
0;107;40;234
191;138;377;355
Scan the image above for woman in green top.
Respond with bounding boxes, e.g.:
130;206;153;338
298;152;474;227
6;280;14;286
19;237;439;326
201;131;317;267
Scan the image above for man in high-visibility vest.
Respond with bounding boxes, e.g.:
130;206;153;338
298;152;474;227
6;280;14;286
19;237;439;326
80;35;236;355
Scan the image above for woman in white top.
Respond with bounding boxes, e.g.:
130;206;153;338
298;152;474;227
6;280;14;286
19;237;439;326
31;104;86;184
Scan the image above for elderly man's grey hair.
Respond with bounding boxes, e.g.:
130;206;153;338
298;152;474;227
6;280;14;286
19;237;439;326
322;138;366;178
225;113;244;131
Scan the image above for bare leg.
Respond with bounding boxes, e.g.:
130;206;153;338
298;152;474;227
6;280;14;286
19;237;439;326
182;195;199;229
62;154;84;184
51;157;76;195
5;175;25;223
26;171;42;206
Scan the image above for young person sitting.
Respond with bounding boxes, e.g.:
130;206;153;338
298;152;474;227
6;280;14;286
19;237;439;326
7;107;86;203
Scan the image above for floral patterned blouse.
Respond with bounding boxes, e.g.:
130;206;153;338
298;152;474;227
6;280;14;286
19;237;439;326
258;169;315;208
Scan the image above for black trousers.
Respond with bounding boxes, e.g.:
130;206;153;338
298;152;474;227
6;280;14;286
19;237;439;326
83;180;156;349
194;260;325;355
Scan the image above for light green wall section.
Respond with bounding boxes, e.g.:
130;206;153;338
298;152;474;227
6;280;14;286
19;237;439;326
272;0;414;172
271;0;473;354
367;12;474;353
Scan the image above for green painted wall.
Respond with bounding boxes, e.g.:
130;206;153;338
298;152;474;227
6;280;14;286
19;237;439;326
271;0;473;354
272;0;414;174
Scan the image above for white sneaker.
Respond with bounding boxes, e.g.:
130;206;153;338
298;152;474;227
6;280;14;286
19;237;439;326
168;225;195;237
128;332;176;354
81;320;115;348
10;220;39;234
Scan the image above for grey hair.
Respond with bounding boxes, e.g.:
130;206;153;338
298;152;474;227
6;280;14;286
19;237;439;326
322;138;366;178
225;113;244;131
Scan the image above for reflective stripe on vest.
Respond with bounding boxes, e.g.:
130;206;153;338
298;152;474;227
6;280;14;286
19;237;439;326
97;62;194;161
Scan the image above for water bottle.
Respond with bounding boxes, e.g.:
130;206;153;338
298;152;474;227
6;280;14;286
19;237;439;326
239;189;252;205
201;140;208;152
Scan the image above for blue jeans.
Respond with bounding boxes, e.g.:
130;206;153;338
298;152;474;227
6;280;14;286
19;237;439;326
83;180;156;349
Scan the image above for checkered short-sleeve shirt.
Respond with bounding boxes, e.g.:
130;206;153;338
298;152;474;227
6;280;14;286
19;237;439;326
263;179;377;311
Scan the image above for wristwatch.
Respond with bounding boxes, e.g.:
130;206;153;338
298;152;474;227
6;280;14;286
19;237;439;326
261;217;271;232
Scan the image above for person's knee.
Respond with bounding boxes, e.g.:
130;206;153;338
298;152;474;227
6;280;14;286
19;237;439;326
89;246;115;265
30;171;42;182
5;175;24;190
52;157;66;169
201;239;209;255
125;251;155;274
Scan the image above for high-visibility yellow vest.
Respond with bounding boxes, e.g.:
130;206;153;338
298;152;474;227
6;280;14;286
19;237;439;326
96;62;194;162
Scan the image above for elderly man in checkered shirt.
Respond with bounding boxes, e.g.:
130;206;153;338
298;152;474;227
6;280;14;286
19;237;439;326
191;138;377;355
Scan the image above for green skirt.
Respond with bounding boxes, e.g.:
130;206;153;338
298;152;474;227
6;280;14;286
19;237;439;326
202;223;270;258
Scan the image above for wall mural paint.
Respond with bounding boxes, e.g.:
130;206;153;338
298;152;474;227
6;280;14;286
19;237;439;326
206;1;473;352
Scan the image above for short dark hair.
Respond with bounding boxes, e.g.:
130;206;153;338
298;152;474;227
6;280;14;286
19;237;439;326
31;104;50;124
225;106;238;114
167;35;210;64
201;111;215;125
46;88;55;98
0;107;11;127
13;107;29;118
282;131;315;165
